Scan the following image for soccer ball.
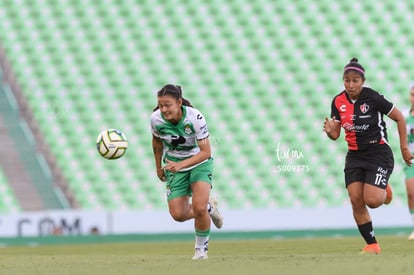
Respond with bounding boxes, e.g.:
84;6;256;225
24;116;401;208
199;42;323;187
96;129;128;159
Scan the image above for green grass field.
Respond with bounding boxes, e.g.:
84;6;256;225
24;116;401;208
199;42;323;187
0;235;413;275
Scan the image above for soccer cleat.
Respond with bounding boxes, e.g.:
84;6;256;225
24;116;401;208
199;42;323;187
384;184;393;205
408;231;414;240
208;197;224;229
192;248;208;260
360;243;381;254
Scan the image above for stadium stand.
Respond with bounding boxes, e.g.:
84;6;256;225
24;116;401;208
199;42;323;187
0;166;19;213
0;0;413;210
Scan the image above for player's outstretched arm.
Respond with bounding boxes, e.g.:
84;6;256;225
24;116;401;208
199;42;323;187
323;116;341;140
152;135;166;181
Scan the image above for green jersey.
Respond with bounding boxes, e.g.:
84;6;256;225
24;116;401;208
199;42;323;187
406;109;414;153
151;106;210;171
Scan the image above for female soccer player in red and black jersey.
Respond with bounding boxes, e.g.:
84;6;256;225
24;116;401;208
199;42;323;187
323;58;413;254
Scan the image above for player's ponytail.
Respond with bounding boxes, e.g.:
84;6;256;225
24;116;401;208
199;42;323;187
181;98;193;108
153;84;193;111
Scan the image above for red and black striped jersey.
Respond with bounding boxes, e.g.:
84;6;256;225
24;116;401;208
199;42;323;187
331;87;394;151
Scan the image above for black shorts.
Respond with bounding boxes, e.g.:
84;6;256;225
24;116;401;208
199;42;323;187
344;144;394;189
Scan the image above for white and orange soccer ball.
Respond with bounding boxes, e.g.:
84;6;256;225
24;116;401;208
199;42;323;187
96;129;128;159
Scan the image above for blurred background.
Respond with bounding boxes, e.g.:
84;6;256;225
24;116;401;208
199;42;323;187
0;0;413;236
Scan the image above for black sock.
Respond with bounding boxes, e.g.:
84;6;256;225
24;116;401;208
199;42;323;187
358;221;377;244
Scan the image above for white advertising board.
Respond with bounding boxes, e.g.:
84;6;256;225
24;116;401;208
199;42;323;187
0;206;411;237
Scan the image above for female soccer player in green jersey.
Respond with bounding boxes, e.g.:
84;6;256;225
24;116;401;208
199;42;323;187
404;86;414;240
151;84;223;260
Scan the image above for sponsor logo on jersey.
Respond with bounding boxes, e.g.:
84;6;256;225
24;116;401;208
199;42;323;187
184;124;192;135
169;135;186;147
360;103;369;113
343;122;370;132
339;104;346;112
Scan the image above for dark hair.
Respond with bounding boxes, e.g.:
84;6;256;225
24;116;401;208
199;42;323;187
153;84;193;111
343;57;365;78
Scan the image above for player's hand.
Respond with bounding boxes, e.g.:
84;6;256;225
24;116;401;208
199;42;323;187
162;159;183;173
156;167;166;181
401;146;414;167
323;116;337;134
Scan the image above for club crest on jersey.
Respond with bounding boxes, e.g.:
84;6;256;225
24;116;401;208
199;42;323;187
184;124;192;135
360;103;369;113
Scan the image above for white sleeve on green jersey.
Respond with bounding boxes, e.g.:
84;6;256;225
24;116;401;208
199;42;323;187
189;107;209;140
150;110;162;137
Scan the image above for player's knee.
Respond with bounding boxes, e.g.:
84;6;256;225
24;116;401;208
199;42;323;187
169;209;187;222
171;214;187;222
192;204;207;218
364;198;381;209
350;196;365;209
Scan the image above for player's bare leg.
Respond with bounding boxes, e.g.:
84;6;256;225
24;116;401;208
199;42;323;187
348;182;381;254
190;181;211;259
168;196;193;222
406;178;414;240
363;184;388;209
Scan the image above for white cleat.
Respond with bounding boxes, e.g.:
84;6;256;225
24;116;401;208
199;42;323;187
209;197;223;229
192;248;208;260
408;231;414;240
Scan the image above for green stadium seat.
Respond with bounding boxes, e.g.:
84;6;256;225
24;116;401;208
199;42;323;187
0;0;411;211
0;168;20;212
